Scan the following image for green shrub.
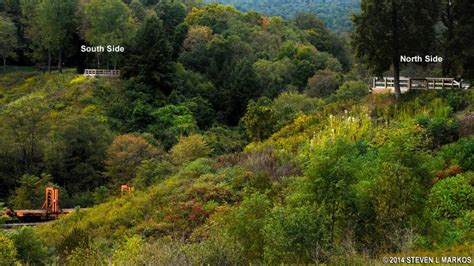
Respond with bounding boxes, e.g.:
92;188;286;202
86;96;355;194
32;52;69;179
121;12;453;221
428;174;473;220
148;104;199;149
248;172;272;192
203;126;246;155
438;138;474;171
263;205;328;264
170;134;212;165
242;97;277;141
136;238;189;265
331;80;368;102
182;96;216;129
184;232;245;265
413;99;459;148
417;116;459;149
419;210;474;249
8;227;48;265
112;235;144;265
0;234;17;265
371;162;425;252
177;158;214;179
93;186;110;204
443;91;469;112
272;92;322;128
0;202;5;224
57;227;91;261
305;70;340;98
227;192;271;262
133;159;173;189
66;245;107;266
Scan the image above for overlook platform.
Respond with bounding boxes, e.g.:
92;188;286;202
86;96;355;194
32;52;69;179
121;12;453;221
84;69;120;78
372;77;468;93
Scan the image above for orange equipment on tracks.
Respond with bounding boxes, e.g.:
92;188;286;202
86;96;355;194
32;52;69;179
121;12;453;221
120;184;134;196
4;187;75;222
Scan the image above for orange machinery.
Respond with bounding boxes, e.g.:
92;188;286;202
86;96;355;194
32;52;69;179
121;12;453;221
5;185;130;221
120;184;134;196
5;187;75;221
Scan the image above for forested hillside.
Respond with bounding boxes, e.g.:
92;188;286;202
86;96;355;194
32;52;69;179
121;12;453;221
0;0;473;265
2;71;473;265
204;0;360;32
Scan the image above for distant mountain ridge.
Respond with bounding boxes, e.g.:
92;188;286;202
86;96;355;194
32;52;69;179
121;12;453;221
204;0;360;33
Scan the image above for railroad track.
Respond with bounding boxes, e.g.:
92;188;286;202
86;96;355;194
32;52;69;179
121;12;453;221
1;220;55;228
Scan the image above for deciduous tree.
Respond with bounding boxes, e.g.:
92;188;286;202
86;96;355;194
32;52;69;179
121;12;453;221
170;134;211;165
36;0;78;73
44;113;112;191
306;70;340;98
105;134;163;186
84;0;134;69
123;15;174;92
1;94;48;171
242;97;276;142
0;15;18;72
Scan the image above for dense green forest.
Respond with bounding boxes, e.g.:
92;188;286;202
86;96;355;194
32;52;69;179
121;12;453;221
204;0;360;33
1;0;473;265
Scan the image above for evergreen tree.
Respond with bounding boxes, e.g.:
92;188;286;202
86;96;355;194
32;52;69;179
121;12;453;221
352;0;440;98
123;15;174;94
442;0;474;78
223;59;262;125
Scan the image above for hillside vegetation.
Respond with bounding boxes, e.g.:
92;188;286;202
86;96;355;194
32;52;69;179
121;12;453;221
40;86;474;265
2;71;473;265
0;0;473;265
1;1;352;206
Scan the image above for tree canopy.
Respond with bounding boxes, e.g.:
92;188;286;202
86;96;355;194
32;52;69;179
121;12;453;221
0;15;18;72
352;0;440;98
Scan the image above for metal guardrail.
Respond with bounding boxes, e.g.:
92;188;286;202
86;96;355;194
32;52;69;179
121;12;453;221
84;69;120;77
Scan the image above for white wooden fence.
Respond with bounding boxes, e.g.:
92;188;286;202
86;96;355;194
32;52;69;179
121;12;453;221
84;69;120;77
372;77;464;91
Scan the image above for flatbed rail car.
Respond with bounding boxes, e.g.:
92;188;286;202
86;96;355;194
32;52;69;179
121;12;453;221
3;187;76;222
4;208;77;221
3;185;130;224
